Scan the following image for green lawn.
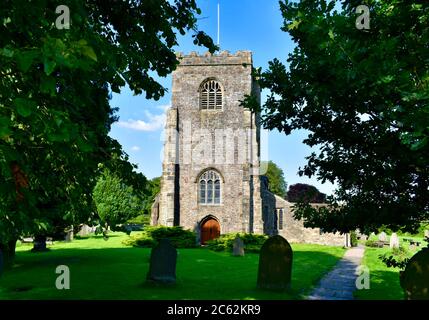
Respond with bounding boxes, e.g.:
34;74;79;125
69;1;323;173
354;239;427;300
354;247;404;300
0;233;345;300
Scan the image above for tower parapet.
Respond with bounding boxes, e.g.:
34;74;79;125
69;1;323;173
175;50;252;66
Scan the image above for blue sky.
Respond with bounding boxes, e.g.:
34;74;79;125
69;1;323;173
109;0;336;195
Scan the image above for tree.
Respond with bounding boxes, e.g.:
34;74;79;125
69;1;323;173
143;177;161;216
243;0;429;233
93;169;142;228
287;183;326;203
263;161;287;198
103;139;150;202
0;0;216;265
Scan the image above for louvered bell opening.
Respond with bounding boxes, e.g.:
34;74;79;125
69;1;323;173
200;80;223;110
200;89;208;109
208;90;216;109
215;90;222;109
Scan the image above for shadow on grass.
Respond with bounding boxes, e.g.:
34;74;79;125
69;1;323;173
0;246;344;300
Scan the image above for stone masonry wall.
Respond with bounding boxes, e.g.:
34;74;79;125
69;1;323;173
262;192;347;246
156;51;263;237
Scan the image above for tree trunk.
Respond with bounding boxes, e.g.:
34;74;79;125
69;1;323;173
0;248;4;277
32;235;49;252
0;239;17;269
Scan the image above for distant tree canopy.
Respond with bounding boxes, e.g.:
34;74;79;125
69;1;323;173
243;0;429;233
93;169;142;228
263;161;287;198
0;0;216;264
103;140;151;201
143;177;161;216
287;183;326;203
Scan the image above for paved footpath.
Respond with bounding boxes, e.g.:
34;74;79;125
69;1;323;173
307;245;365;300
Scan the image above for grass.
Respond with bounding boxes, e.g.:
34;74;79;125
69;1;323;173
0;232;346;300
354;247;404;300
354;238;427;300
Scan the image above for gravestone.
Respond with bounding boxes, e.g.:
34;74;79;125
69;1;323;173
390;233;400;249
257;235;293;291
400;247;429;300
77;224;92;237
378;232;387;242
31;235;49;252
65;228;74;242
232;236;245;256
146;239;177;284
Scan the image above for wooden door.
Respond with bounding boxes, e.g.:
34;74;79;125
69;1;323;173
200;218;220;245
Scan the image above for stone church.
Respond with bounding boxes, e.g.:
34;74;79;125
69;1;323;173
151;50;347;247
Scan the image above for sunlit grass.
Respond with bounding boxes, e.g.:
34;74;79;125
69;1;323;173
1;233;346;300
354;243;426;300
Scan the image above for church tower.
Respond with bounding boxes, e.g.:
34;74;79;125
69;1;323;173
153;50;264;244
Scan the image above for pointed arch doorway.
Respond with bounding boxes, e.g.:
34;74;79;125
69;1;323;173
200;217;220;245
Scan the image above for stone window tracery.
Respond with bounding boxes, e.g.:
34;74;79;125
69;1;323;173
199;170;221;204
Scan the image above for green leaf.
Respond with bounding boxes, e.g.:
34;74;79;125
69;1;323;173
16;50;39;72
410;137;428;151
37;221;48;231
44;59;57;75
328;29;334;40
0;116;12;139
0;115;10;127
3;17;11;26
288;19;301;30
380;75;394;83
40;76;57;95
82;46;97;61
78;39;88;46
1;46;14;57
13;98;36;117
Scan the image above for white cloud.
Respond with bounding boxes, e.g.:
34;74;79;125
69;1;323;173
118;111;165;131
131;146;141;151
156;103;171;112
117;106;169;132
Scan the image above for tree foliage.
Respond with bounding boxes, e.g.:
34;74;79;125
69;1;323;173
287;183;326;203
263;161;287;198
0;0;216;256
143;177;161;215
93;169;142;227
244;0;429;233
102;139;150;201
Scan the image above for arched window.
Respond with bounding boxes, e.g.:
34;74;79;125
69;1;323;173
199;79;223;110
199;170;222;204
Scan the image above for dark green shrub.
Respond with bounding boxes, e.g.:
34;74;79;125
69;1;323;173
206;233;268;253
122;226;197;248
379;246;411;270
365;240;383;248
122;232;154;247
148;226;197;248
377;222;429;238
350;231;358;247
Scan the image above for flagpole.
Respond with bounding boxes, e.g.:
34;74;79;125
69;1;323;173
217;0;220;46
